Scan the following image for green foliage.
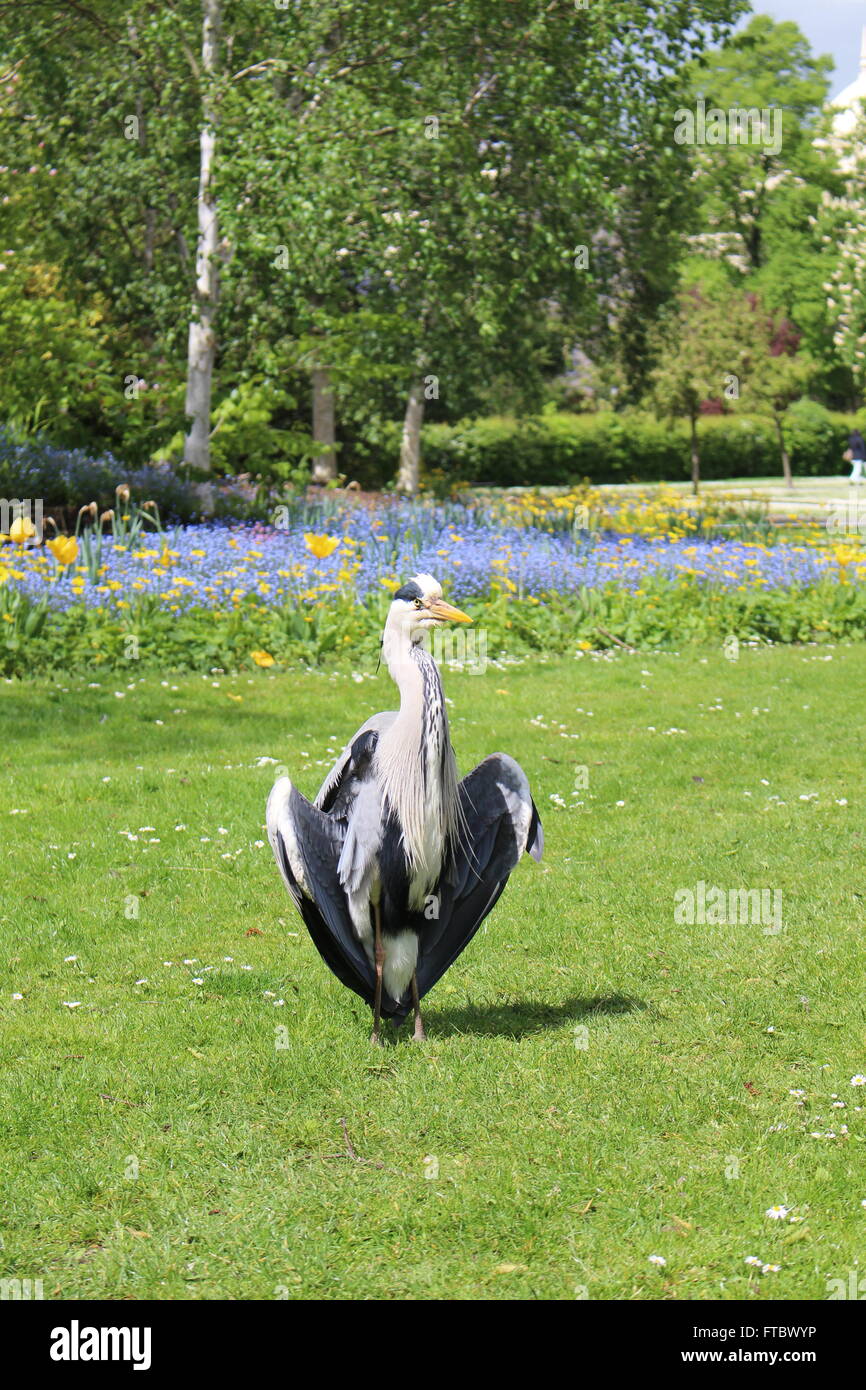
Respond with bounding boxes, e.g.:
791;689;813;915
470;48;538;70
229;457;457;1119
3;567;866;680
783;399;841;471
685;14;835;274
205;380;314;482
0;0;749;474
416;410;859;488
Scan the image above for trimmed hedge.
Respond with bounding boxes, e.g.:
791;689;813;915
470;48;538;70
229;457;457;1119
2;402;860;505
420;404;861;488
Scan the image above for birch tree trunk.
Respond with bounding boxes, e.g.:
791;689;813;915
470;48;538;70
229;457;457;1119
776;415;793;488
396;379;425;495
311;366;337;483
184;0;220;479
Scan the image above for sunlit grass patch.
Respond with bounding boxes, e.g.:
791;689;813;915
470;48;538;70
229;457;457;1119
1;645;865;1299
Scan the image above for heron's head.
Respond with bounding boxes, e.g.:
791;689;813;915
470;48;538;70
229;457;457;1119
387;573;472;644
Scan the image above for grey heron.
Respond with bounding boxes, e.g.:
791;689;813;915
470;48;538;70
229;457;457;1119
266;573;543;1042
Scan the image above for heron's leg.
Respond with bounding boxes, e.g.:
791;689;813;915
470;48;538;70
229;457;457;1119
411;972;426;1042
371;901;384;1046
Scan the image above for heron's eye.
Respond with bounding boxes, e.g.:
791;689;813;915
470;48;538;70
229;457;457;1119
413;598;423;609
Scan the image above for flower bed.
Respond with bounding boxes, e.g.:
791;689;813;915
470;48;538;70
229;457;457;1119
1;492;864;674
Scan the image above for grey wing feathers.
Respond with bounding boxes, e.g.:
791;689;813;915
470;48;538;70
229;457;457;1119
314;711;396;812
415;753;543;998
266;777;379;1009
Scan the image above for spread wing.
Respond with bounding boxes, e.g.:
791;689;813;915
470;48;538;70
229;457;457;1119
314;711;396;813
267;718;406;1020
415;753;543;1000
267;776;378;1007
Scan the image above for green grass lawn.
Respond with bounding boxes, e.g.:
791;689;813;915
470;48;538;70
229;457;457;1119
2;643;865;1301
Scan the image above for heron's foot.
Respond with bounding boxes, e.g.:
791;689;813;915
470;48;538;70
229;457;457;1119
410;972;425;1041
370;1028;383;1047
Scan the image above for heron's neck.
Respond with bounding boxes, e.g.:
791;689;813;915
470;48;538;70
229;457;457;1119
385;632;448;745
379;627;458;877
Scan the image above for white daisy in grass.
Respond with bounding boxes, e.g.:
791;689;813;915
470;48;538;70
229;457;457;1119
744;1256;762;1268
766;1205;790;1220
192;978;204;985
12;993;23;1000
647;1254;666;1267
762;1264;781;1274
851;1075;866;1087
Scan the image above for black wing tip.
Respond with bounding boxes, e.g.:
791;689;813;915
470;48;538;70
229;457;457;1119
527;800;544;862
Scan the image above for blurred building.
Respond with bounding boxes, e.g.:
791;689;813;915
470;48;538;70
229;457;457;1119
828;28;866;146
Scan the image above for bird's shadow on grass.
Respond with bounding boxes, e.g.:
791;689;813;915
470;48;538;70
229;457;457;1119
421;993;646;1040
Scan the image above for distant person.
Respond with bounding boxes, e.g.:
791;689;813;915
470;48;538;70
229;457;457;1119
848;429;865;482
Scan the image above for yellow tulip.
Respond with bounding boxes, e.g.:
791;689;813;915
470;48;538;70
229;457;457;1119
303;532;340;559
251;649;275;668
47;536;79;567
9;516;36;544
0;565;9;584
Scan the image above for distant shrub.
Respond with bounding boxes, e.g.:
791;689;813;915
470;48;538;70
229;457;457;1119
418;407;860;488
0;431;253;523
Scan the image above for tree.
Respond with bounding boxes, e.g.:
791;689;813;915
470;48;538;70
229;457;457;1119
0;0;749;484
649;289;735;493
184;0;221;477
684;15;834;274
726;296;813;486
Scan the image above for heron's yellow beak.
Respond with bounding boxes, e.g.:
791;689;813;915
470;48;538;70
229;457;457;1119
429;599;472;624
